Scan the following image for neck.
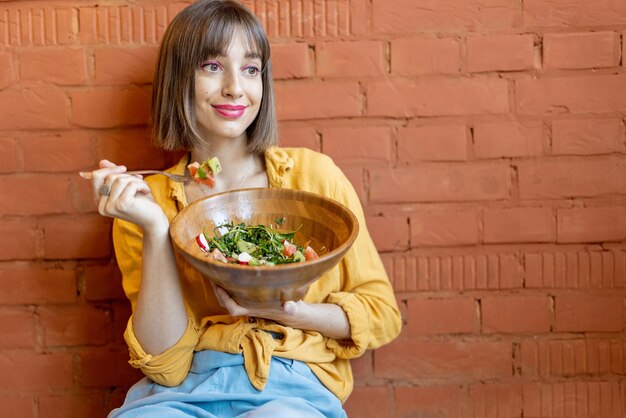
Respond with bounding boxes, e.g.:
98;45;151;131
190;136;250;166
188;139;259;193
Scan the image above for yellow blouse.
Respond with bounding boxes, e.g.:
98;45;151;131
113;147;402;402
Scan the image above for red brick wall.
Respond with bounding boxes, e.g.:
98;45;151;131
1;1;625;417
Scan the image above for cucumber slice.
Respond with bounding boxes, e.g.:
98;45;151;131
207;157;222;175
293;250;305;263
237;240;258;254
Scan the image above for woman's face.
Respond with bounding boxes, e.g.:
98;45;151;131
193;29;263;143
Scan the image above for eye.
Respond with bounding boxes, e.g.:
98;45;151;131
202;61;221;72
243;66;260;77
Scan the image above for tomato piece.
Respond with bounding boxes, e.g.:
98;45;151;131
197;175;215;187
282;240;297;257
187;162;200;178
304;246;319;261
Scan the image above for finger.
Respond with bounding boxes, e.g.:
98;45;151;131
215;287;248;316
106;174;139;202
91;165;127;202
283;301;299;315
99;159;119;169
115;181;151;210
98;175;143;215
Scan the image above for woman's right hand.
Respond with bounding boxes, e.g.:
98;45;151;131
90;160;168;232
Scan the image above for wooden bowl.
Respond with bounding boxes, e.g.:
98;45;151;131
169;188;359;308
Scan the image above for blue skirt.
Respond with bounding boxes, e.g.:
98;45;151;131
108;350;347;418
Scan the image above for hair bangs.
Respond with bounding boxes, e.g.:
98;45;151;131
198;7;270;69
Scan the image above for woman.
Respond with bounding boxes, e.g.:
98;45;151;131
90;1;402;417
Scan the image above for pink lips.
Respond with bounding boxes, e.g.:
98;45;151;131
212;104;247;119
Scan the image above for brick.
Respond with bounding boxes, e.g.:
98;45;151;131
552;118;624;155
522;381;623;418
39;394;105;418
516;75;626;115
525;251;602;289
40;215;113;259
0;220;39;261
0;307;37;348
391;37;460;76
275;81;361;120
0;137;22;173
406;297;478;335
0;51;16;89
557;207;626;243
0;89;67;129
395;386;463;418
69;173;98;214
349;0;368;35
317;41;386;77
410;210;479;247
79;349;144;387
482;295;551;333
368;79;509;117
398;125;467;162
39;305;110;347
470;383;523;418
105;389;128;414
341;167;366;204
369;163;509;203
322;127;391;164
70;87;151;128
474;120;544;158
79;5;173;45
524;1;626;26
544;32;620;69
518;159;626;199
344;387;391;418
372;0;517;32
112;302;132;346
467;34;535;72
521;338;626;377
22;131;95;172
55;7;79;45
271;43;312;80
278;127;319;150
555;295;623;332
0;264;77;304
95;128;167;170
0;175;73;215
500;254;525;289
484;207;555;243
350;351;372;381
375;338;512;379
383;253;522;292
82;265;125;301
0;396;32;418
20;48;86;85
366;216;409;252
94;46;159;85
0;351;73;390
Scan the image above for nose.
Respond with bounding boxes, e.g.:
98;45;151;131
222;70;243;98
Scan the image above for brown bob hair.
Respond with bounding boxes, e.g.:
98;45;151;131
151;0;278;153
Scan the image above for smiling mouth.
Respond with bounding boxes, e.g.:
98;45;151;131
212;104;247;119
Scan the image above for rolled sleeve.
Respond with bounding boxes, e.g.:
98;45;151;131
124;316;199;387
325;292;370;359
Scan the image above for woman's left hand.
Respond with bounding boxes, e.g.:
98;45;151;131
213;286;351;340
213;286;304;324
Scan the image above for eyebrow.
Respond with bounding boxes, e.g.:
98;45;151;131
213;51;262;60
